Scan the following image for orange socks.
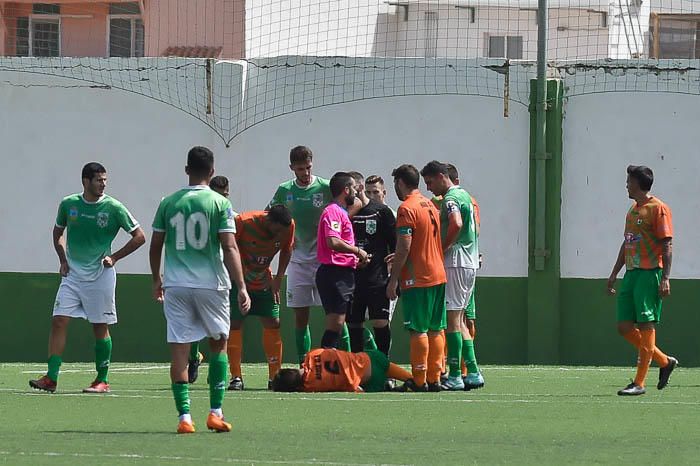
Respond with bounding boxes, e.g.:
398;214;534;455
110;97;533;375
262;328;283;380
439;330;447;374
227;329;242;378
409;334;429;386
387;363;412;382
427;333;444;384
623;328;669;367
634;328;657;387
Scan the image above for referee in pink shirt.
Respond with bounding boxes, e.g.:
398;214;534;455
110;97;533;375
316;172;370;348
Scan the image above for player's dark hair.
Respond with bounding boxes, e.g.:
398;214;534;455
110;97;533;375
267;204;293;227
347;171;364;184
290;146;313;164
209;175;229;191
445;163;459;184
391;164;419;189
627;165;654;191
187;146;214;177
330;171;354;198
271;369;303;392
420;160;449;178
365;175;384;186
81;162;106;181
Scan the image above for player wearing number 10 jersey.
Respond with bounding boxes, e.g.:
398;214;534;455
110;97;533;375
150;146;250;434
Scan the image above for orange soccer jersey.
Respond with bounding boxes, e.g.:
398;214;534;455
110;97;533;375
235;211;294;291
396;191;446;290
301;348;371;392
624;196;673;270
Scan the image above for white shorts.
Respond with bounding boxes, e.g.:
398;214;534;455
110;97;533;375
286;261;322;308
445;267;476;311
53;267;117;324
163;287;230;343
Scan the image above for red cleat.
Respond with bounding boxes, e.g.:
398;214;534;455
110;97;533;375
82;380;111;393
29;375;57;393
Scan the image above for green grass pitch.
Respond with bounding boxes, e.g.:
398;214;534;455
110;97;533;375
1;363;698;465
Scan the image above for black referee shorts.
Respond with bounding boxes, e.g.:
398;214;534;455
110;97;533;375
348;285;391;323
315;264;355;315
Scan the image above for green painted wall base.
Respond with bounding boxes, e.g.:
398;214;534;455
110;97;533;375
0;273;527;365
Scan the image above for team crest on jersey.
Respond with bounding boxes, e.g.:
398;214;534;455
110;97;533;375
274;241;281;249
97;212;109;228
312;193;324;208
365;219;377;235
68;207;78;221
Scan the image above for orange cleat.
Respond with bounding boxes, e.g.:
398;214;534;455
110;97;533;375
206;412;232;432
82;380;111;393
177;420;196;434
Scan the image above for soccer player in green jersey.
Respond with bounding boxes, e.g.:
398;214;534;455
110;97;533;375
29;163;145;394
268;146;334;363
150;147;251;434
187;175;231;384
421;161;483;391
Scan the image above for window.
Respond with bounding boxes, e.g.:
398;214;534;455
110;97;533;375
423;11;438;58
651;14;700;59
488;35;523;59
32;3;60;15
15;17;60;57
108;3;144;57
109;2;141;15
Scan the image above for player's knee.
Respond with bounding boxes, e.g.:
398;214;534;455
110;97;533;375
51;316;70;330
616;322;634;336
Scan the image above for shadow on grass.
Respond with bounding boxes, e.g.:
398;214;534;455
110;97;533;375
45;430;173;435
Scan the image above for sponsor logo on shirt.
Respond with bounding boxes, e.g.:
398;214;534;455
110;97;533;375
312;193;324;208
330;221;341;232
404;279;415;286
97;212;109;228
365;219;377;235
68;207;78;221
286;193;294;202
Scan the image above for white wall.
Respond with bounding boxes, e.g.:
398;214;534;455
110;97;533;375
561;90;700;278
0;66;530;278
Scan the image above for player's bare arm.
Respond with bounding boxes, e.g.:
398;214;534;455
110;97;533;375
326;236;369;264
386;234;411;300
273;247;292;304
607;241;625;295
149;231;166;302
52;225;69;277
443;208;463;252
660;238;672;298
104;227;146;267
220;231;251;314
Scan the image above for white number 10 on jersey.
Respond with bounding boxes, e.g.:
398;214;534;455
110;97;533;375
170;212;209;250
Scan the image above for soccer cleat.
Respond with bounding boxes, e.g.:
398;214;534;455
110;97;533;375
228;376;244;391
657;357;678;390
29;375;57;393
384;378;396;391
427;382;442;392
188;352;204;384
618;382;646;396
267;380;273;391
206;412;232;432
441;375;465;391
177;420;196;434
393;379;427;392
439;372;448;385
83;380;111;393
463;372;485;391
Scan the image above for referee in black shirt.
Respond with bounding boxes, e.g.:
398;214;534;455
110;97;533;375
346;172;397;356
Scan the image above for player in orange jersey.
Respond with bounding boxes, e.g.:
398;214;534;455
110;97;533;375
271;348;411;392
227;206;295;390
607;165;677;396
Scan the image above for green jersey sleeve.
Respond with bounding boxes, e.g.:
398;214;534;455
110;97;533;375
219;198;237;233
267;186;285;209
55;200;67;228
116;202;139;233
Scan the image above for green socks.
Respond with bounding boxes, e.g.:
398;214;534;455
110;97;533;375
463;339;480;374
208;352;228;410
95;337;112;383
363;327;378;351
47;355;62;382
295;326;311;364
338;324;351;352
446;332;463;377
172;382;191;416
189;341;200;361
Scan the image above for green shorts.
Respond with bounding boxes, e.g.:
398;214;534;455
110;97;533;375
230;284;280;320
616;268;663;323
400;284;447;333
361;350;390;393
465;283;476;320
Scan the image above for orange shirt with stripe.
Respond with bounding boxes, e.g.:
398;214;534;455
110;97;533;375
235;211;295;291
302;348;370;392
395;191;446;290
624;196;673;270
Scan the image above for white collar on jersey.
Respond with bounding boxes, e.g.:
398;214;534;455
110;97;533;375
293;175;316;190
80;194;106;204
183;185;211;190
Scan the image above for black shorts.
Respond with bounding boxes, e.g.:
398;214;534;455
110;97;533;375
348;286;391;323
315;264;355;315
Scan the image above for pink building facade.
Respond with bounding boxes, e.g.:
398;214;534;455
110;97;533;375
0;0;244;58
